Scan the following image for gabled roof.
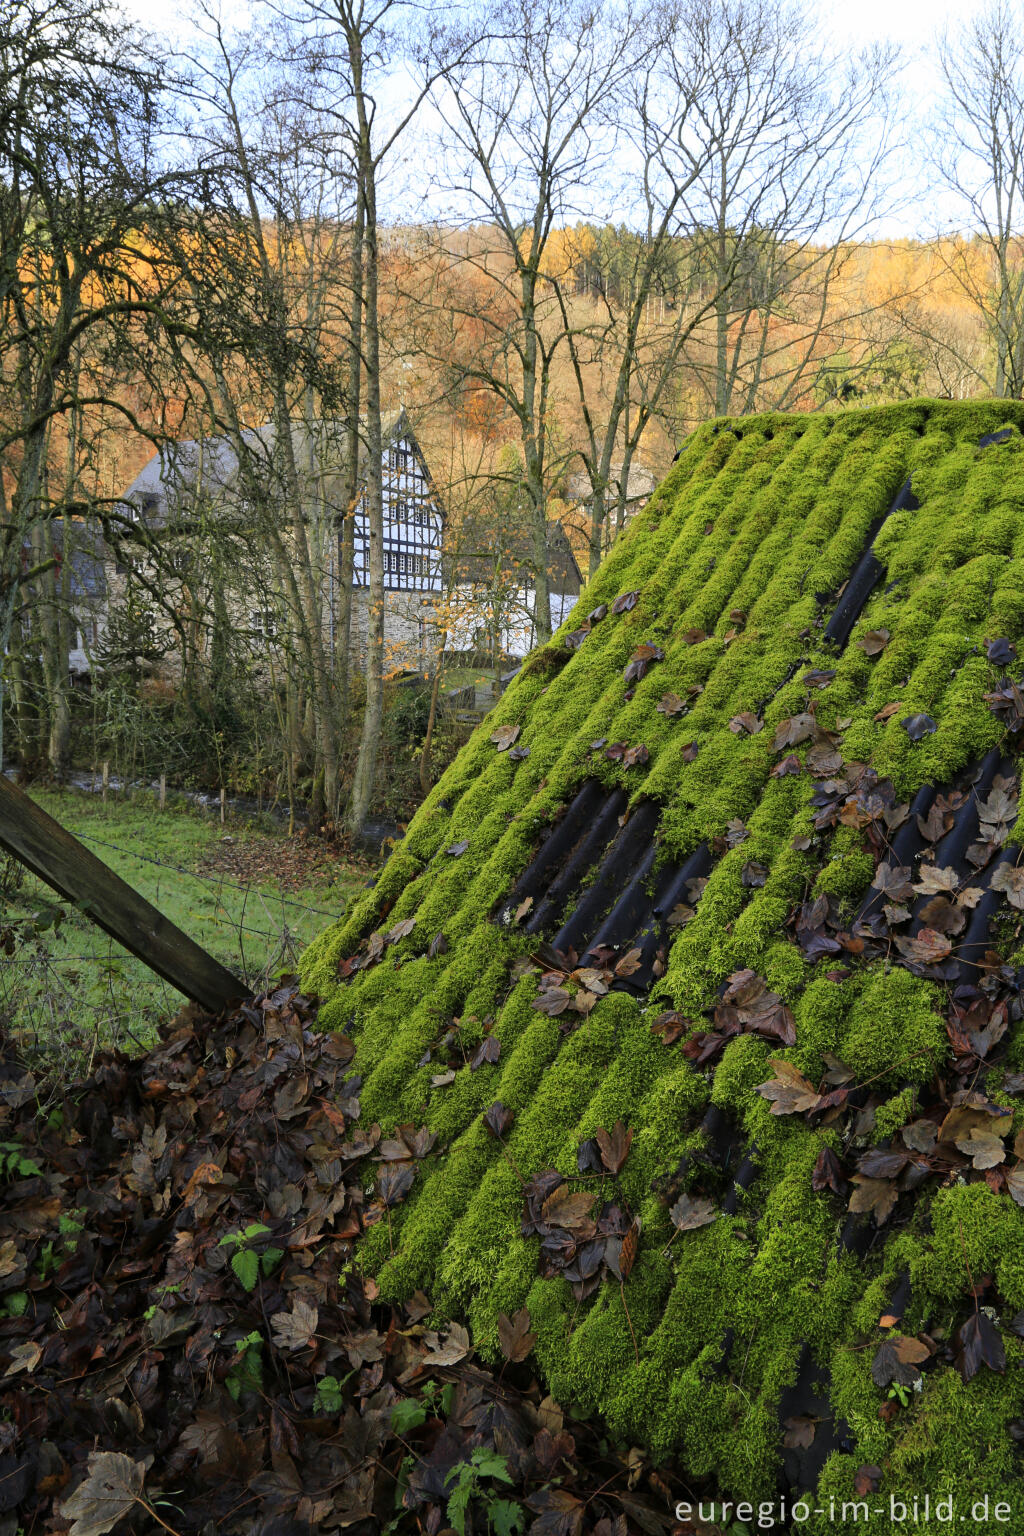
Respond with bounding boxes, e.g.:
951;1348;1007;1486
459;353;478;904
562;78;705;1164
449;518;583;596
116;411;420;527
301;400;1024;1507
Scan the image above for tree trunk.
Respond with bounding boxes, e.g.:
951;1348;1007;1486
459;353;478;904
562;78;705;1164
347;73;385;836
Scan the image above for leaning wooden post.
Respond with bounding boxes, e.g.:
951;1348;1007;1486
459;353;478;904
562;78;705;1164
159;773;166;810
0;775;246;1012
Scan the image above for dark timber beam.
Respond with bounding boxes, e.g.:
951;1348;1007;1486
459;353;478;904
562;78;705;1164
0;775;247;1013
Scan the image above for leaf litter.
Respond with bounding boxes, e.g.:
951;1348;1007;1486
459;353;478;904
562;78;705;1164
0;988;689;1535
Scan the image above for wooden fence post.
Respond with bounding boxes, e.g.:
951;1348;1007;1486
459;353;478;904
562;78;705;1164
102;761;109;804
0;775;246;1012
220;788;226;824
159;773;166;810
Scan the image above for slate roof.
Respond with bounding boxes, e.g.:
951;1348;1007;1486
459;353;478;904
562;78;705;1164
449;518;583;597
301;399;1024;1513
116;413;412;526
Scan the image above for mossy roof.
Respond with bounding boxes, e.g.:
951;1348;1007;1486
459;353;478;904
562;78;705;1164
302;399;1024;1521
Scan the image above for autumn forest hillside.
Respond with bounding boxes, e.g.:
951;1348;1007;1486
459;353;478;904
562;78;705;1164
5;0;1024;840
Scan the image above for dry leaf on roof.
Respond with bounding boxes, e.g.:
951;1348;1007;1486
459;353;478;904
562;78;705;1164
728;711;762;736
955;1127;1007;1169
871;1334;930;1388
985;637;1017;665
774;713;816;750
271;1298;318;1352
59;1451;147;1536
497;1307;537;1362
423;1323;471;1366
872;862;914;902
595;1121;633;1175
623;643;665;684
991;861;1024;910
483;1102;514;1138
651;1010;690;1044
955;1311;1005;1384
541;1186;597;1232
894;928;952;965
491;724;521;751
848;1175;898;1225
913;864;958;896
657;692;685;716
902;713;937;741
782;1416;817;1449
756;1060;820;1116
858;628;890;656
470;1036;500;1070
811;1145;847;1194
668;1193;717;1232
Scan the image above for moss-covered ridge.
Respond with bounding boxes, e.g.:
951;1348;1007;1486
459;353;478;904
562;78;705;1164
302;400;1024;1529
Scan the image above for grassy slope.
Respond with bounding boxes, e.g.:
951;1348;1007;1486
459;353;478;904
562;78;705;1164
3;792;363;1059
300;399;1024;1526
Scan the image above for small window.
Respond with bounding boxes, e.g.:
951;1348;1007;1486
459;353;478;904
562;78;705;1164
394;497;407;520
251;609;278;640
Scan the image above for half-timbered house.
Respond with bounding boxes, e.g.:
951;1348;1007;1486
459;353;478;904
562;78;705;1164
113;410;581;676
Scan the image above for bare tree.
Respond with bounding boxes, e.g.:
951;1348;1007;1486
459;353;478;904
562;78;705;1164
931;1;1024;397
416;0;646;636
658;0;898;422
291;0;479;835
0;0;190;769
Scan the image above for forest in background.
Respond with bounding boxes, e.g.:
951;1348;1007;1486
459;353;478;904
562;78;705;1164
4;0;1024;833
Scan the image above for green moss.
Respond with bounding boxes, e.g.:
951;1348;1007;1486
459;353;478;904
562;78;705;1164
297;399;1024;1504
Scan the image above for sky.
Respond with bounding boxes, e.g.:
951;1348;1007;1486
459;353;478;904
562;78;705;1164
119;0;981;238
122;0;975;51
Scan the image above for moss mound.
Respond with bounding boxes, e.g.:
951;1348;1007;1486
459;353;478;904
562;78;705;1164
302;400;1024;1525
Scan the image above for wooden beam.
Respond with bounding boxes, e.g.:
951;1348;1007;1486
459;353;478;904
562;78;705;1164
0;775;247;1013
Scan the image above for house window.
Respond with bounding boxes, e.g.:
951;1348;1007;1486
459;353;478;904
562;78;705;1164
384;551;394;575
251;609;278;640
394;498;407;520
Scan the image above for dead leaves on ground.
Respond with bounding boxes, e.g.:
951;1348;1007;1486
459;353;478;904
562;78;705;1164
0;1008;683;1536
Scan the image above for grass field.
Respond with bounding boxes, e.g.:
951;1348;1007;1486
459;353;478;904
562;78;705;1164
0;789;368;1066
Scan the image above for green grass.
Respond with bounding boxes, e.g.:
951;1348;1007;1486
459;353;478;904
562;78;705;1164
1;789;366;1064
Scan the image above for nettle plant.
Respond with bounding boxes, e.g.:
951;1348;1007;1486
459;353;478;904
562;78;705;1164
218;1222;283;1291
